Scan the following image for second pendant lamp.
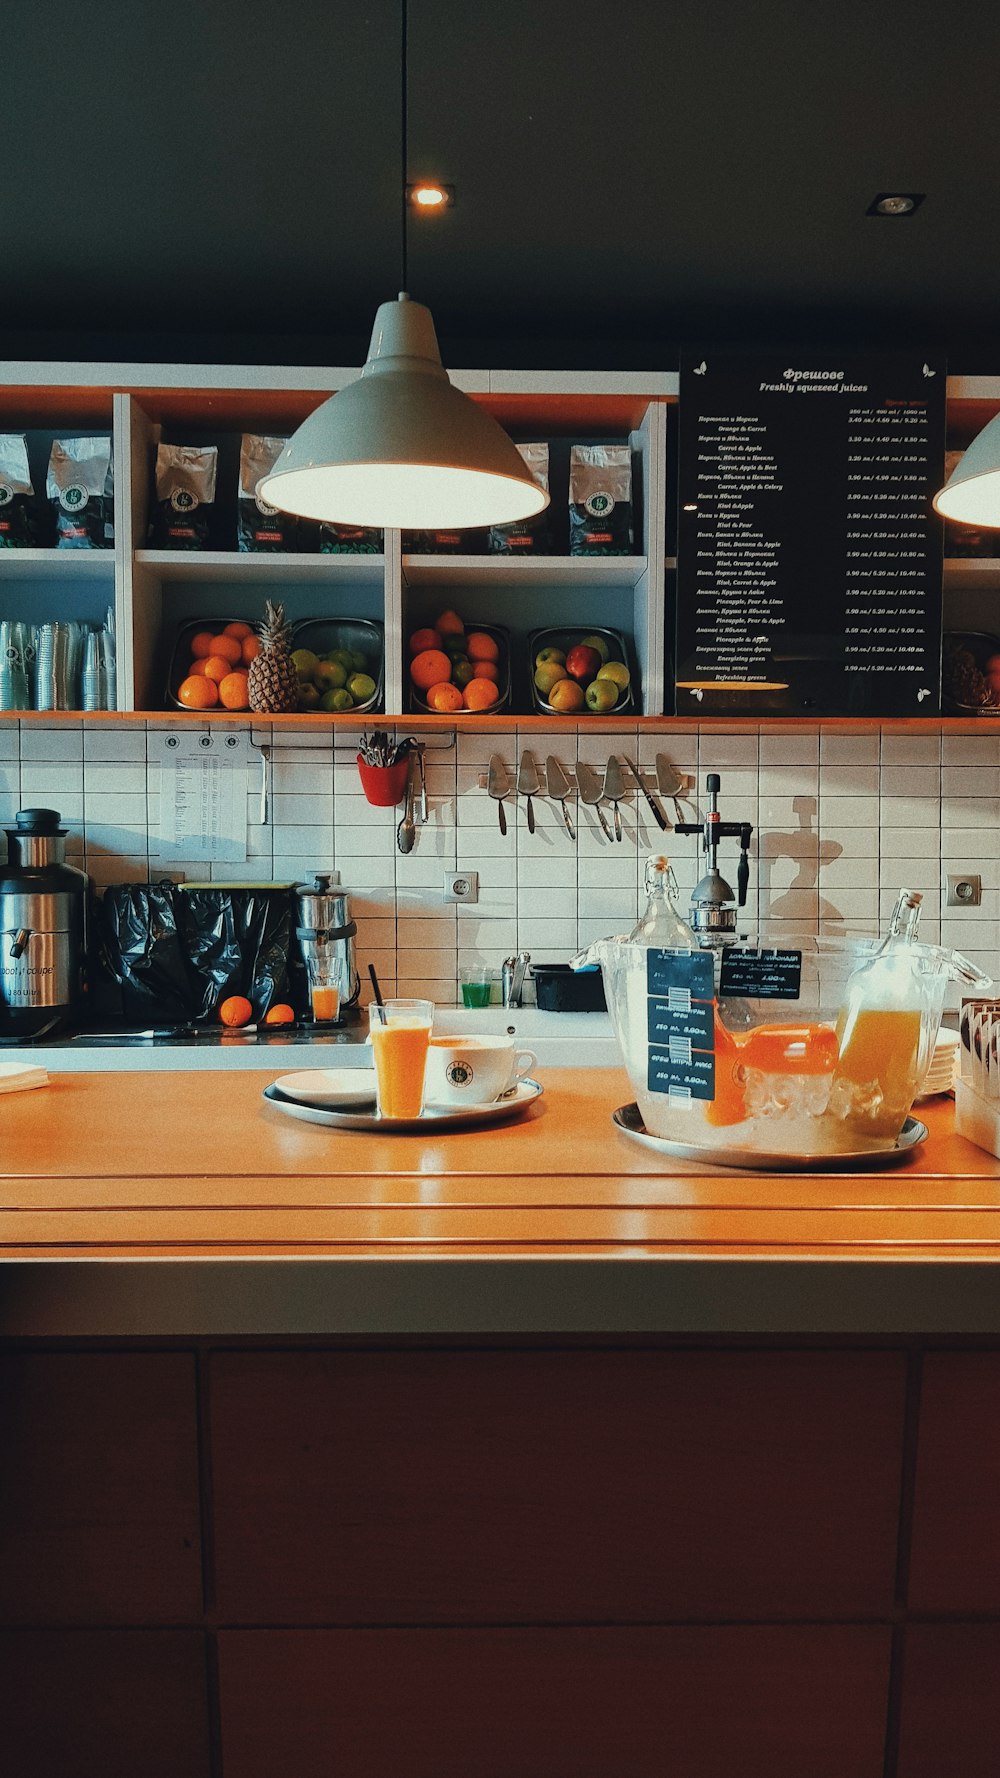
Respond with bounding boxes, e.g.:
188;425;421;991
260;292;548;532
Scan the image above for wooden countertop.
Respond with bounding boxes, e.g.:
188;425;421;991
3;1068;1000;1336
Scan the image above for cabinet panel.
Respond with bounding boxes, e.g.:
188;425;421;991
218;1624;889;1778
909;1352;1000;1611
897;1624;1000;1778
210;1349;905;1623
0;1629;211;1778
0;1353;202;1624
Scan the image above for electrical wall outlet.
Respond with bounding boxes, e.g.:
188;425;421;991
444;870;478;904
947;872;982;907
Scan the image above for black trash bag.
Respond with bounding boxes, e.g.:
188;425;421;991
93;881;198;1026
177;887;305;1020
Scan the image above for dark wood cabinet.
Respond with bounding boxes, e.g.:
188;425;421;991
909;1352;1000;1613
897;1624;1000;1778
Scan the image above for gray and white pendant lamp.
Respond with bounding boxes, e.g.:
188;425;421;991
934;413;1000;527
260;10;547;532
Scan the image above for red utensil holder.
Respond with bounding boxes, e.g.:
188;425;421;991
357;755;410;806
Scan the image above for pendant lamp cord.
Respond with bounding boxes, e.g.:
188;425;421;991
400;0;408;291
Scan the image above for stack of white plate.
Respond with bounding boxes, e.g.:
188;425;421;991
917;1028;960;1099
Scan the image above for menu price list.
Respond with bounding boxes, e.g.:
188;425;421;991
675;353;947;716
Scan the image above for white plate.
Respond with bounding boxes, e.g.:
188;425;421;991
612;1103;928;1171
272;1068;378;1108
263;1077;543;1132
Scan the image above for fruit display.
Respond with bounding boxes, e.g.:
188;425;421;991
943;630;1000;714
408;607;509;714
527;625;635;715
169;613;383;714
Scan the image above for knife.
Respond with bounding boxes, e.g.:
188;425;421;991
545;755;576;839
576;757;614;842
516;749;540;832
602;755;627;841
488;752;511;835
655;754;686;826
625;755;668;829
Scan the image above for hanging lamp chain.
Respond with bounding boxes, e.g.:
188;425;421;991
400;0;408;292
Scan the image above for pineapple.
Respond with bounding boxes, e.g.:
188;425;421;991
248;599;299;713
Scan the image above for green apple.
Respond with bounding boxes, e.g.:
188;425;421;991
349;650;368;672
535;646;566;668
534;660;569;695
291;647;320;682
330;648;354;670
597;660;630;690
347;672;376;703
581;633;610;662
321;687;355;711
314;659;346;691
297;681;321;709
585;678;618;713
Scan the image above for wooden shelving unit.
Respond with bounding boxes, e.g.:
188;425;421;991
1;365;998;726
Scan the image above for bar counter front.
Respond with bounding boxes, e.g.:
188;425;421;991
2;1066;999;1777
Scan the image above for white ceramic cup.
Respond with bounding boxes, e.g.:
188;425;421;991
424;1035;538;1108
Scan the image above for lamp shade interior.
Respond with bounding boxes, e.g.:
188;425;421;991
934;410;1000;526
261;461;548;530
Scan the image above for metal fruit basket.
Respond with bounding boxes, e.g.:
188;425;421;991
942;629;1000;718
166;616;383;714
409;619;510;717
527;623;635;716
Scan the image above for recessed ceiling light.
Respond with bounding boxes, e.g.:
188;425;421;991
866;192;925;217
406;183;454;210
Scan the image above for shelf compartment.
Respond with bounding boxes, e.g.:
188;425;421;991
0;549;115;580
135;550;385;585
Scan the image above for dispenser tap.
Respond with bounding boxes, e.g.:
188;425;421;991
501;952;530;1008
674;773;754;946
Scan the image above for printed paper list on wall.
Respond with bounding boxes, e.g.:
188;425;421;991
675;353;947;715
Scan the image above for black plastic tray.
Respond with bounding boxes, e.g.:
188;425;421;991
527;623;635;716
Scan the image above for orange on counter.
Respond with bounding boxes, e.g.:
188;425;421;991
177;674;219;709
263;1002;295;1025
219;995;254;1027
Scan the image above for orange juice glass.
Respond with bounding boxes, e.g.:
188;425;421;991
371;998;433;1118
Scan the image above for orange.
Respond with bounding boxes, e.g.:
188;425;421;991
426;680;465;712
410;648;453;691
223;621;253;639
409;626;441;655
218;670;250;710
241;635;261;665
201;653;234;682
466;631;499;663
435;608;465;636
177;674;219;709
463;677;501;711
219;995;254;1027
190;630;216;658
471;660;499;681
187;658;210;676
210;633;243;665
263;1002;295;1025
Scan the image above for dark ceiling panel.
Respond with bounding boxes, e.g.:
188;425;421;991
4;1;1000;365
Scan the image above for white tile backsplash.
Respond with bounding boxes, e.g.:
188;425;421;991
2;721;999;996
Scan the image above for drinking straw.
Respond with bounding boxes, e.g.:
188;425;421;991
368;963;387;1023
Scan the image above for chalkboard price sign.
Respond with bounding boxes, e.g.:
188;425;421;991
675;352;947;716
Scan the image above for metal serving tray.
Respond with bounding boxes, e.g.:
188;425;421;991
409;619;511;717
527;623;635;716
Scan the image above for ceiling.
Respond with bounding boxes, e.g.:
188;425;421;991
4;0;1000;371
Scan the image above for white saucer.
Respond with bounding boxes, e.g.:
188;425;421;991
272;1067;377;1109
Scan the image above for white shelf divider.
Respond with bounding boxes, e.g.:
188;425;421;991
401;553;649;589
0;550;114;579
134;549;386;585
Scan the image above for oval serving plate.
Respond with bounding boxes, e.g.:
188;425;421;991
612;1103;928;1171
264;1077;543;1133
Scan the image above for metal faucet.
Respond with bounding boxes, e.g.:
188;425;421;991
675;773;753;947
501;951;530;1008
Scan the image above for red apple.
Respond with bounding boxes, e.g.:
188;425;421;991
565;643;602;682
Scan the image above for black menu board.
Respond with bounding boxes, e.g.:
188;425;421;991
675;352;947;716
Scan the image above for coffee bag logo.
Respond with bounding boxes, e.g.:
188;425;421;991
0;482;13;507
59;483;88;513
584;490;615;518
171;487;199;513
254;480;279;517
445;1059;474;1087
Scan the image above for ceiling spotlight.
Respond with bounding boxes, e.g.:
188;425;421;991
866;193;925;217
407;183;454;210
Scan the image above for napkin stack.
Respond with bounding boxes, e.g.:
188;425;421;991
0;1061;50;1094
